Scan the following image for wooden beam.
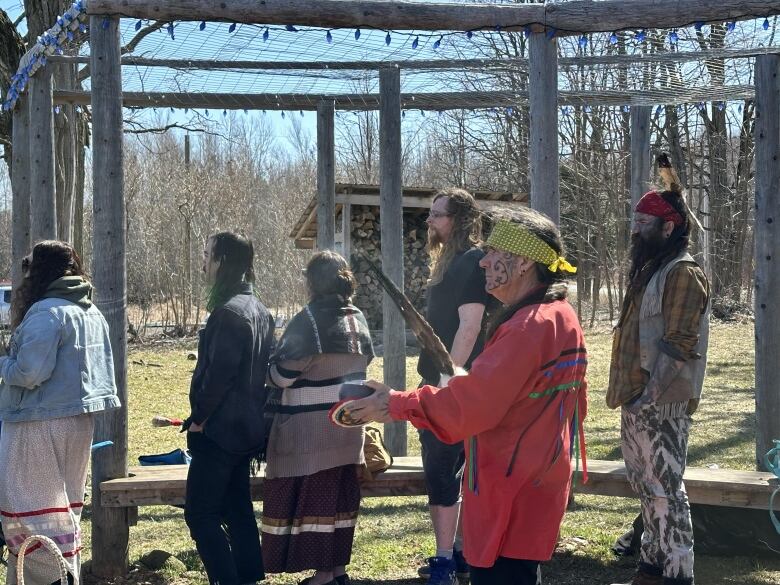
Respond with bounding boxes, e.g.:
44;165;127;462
28;67;56;242
49;46;780;71
53;85;757;111
528;33;559;224
316;100;336;250
379;67;407;457
754;54;780;473
630;105;652;208
89;15;130;578
11;101;31;290
85;0;780;35
341;203;352;261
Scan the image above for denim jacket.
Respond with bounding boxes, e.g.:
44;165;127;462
0;297;120;422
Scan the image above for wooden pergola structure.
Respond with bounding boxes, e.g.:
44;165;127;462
7;0;780;576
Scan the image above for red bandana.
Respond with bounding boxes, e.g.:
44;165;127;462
635;190;684;226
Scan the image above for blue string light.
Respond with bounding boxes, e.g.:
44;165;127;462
354;28;361;40
167;22;175;40
385;31;391;45
669;30;678;44
695;22;704;32
609;32;618;44
285;24;298;32
223;109;227;116
281;111;286;119
726;22;736;33
546;28;557;40
199;21;206;31
134;20;142;31
263;28;269;41
299;110;304;117
655;105;663;115
101;17;109;29
524;26;531;39
229;22;237;33
412;36;419;49
326;30;332;43
466;30;473;39
764;18;771;31
433;36;442;50
578;35;588;48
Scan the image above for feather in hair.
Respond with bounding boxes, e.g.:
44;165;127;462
656;152;705;234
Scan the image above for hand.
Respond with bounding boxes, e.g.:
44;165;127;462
625;383;660;415
188;421;204;433
347;379;393;424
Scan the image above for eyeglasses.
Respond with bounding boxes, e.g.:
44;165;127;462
428;210;452;219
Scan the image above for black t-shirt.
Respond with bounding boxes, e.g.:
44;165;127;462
417;247;490;383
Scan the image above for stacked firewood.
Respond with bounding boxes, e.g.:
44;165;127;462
349;206;430;328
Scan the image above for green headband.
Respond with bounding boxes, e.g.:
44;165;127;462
485;219;577;274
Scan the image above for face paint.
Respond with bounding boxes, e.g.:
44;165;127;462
480;248;516;292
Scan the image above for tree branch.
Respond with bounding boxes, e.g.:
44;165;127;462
78;21;166;82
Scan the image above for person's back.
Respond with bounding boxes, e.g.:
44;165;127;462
189;286;274;454
184;231;270;585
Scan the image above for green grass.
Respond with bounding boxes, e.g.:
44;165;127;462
36;321;780;584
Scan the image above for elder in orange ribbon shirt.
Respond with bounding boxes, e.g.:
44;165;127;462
349;207;588;585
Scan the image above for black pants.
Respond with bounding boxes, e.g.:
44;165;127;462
185;432;264;585
470;557;541;585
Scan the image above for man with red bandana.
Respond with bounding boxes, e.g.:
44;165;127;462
607;186;709;585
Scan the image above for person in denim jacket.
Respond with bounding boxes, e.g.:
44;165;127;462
0;240;119;585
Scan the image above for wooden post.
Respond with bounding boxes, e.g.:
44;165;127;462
528;32;559;224
754;54;780;472
630;105;652;208
11;100;31;290
316;100;336;250
379;67;406;456
28;67;56;241
89;15;129;576
341;203;352;261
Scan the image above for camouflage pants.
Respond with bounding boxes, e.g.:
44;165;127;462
621;401;694;581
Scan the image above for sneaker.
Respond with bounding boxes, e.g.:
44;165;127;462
453;549;470;579
418;552;469;581
422;556;457;585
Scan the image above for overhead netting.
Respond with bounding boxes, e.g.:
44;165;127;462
83;12;780;112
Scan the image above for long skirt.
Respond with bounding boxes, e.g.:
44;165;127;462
261;464;361;573
0;414;94;585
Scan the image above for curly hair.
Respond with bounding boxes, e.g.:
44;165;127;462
11;240;87;329
427;187;483;285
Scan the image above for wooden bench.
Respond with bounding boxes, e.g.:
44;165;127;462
100;458;778;515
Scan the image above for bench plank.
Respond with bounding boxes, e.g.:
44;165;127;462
100;457;778;510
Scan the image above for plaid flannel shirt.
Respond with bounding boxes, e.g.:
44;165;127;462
607;262;709;408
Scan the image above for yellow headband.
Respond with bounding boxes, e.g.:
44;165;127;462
485;220;577;274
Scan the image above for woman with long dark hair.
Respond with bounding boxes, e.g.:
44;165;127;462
0;240;119;585
349;207;588;585
261;250;373;585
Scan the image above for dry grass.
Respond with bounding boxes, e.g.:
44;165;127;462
8;320;776;585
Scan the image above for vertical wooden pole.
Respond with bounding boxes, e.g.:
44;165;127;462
342;203;352;261
317;100;336;250
28;67;56;241
11;100;31;290
90;15;129;576
754;54;780;471
630;105;652;208
379;67;406;456
528;32;559;225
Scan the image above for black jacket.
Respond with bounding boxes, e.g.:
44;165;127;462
189;283;275;454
